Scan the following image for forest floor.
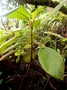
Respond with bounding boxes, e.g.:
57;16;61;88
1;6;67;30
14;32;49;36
0;54;67;90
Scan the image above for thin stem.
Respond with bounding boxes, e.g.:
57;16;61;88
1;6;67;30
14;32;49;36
18;20;33;90
30;19;33;62
30;27;33;62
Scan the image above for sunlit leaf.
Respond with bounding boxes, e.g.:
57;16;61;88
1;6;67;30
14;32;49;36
15;49;24;56
0;30;4;36
2;43;19;55
6;6;31;20
24;44;31;49
32;6;43;20
0;36;19;54
0;7;19;18
38;47;65;80
0;35;9;46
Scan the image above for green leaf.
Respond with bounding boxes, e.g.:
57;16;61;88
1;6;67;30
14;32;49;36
38;47;64;80
0;36;19;54
0;31;14;46
39;0;67;27
1;43;19;55
23;50;35;63
6;6;31;20
16;56;20;63
0;72;2;76
32;6;43;20
33;19;41;28
0;30;4;36
8;87;12;90
48;0;67;18
0;7;19;18
15;49;24;56
0;79;3;84
23;50;31;63
0;35;8;46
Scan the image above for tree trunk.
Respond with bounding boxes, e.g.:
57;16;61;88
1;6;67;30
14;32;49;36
18;0;67;15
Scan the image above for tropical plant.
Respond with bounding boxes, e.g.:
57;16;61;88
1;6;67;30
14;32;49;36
0;0;67;81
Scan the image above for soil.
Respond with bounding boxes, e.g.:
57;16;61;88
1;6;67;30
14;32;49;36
0;54;67;90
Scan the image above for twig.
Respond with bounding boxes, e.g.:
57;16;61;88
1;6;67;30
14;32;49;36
49;81;57;90
43;75;50;90
0;49;16;61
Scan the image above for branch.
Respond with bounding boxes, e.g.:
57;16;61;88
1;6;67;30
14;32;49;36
18;0;67;15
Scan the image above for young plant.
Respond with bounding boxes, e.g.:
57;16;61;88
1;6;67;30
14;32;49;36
0;0;66;81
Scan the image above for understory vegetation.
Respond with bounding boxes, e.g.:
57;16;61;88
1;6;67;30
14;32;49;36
0;0;67;90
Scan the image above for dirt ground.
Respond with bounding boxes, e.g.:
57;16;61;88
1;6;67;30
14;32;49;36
0;54;67;90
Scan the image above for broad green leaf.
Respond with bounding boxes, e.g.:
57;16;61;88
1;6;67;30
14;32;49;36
0;7;19;18
32;6;43;20
38;47;64;80
6;6;31;20
33;19;41;28
0;36;19;54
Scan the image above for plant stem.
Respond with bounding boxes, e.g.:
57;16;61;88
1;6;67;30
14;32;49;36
30;19;33;62
19;20;33;90
30;27;33;62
